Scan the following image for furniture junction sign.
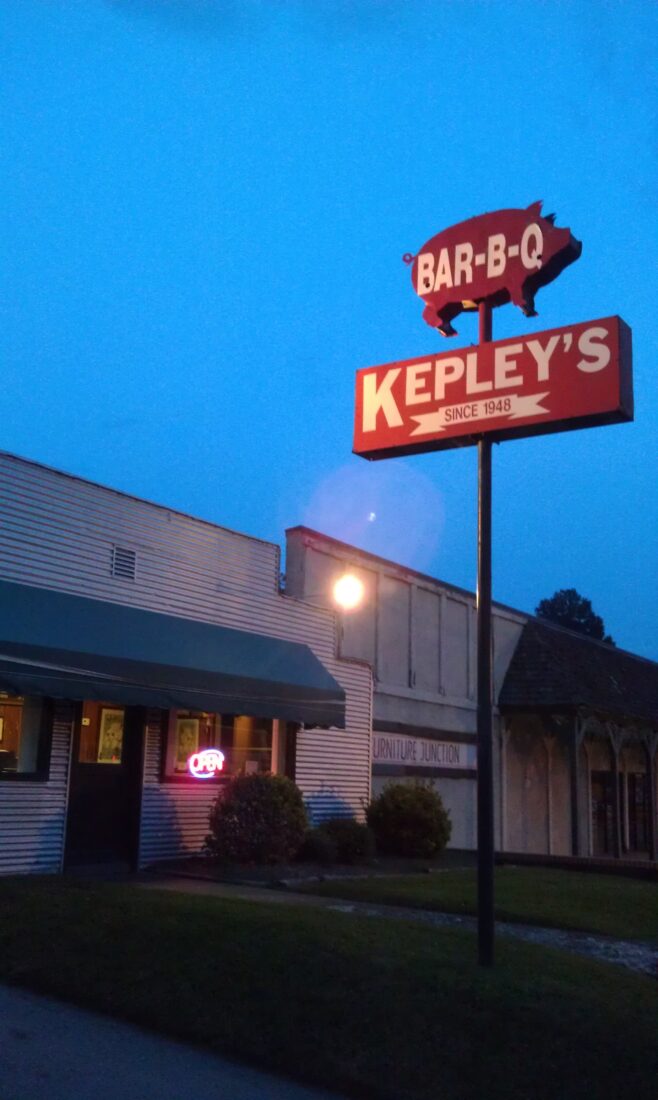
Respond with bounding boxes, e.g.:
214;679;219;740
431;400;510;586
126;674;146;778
372;733;476;771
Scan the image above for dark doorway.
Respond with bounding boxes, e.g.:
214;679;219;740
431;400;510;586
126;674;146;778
65;703;144;868
591;770;614;856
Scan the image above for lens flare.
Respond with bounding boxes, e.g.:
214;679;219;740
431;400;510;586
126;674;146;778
304;461;444;571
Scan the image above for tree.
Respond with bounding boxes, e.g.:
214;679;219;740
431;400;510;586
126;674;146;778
535;588;615;645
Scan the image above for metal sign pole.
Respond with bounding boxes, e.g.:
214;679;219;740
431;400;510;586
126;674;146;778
476;300;495;966
354;208;630;965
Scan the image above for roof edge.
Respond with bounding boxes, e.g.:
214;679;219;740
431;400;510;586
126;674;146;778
0;449;278;554
286;526;658;667
286;525;527;623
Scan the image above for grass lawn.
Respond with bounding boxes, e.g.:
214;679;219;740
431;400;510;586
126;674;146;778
300;866;658;942
0;878;657;1100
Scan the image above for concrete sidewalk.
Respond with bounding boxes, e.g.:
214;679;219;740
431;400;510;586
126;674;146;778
0;984;342;1100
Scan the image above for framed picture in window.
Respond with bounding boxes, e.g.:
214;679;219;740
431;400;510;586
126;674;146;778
97;708;125;764
176;717;199;771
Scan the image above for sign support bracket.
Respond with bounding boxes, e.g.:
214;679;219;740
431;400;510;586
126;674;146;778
477;300;495;967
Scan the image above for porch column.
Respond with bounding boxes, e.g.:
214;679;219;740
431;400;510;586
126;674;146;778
543;735;555;855
583;741;593;856
499;719;511;852
644;733;658;862
608;724;624;859
569;718;585;856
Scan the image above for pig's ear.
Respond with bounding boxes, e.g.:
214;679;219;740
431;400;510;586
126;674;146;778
526;200;543;217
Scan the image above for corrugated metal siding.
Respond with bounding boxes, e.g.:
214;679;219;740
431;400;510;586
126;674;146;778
0;454;372;869
139;659;373;863
296;659;372;822
0;702;72;875
286;533;526;711
139;709;222;864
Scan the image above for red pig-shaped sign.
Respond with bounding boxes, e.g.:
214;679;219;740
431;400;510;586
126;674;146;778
405;202;581;336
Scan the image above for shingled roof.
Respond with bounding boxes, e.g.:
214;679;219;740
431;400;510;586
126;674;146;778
499;618;658;726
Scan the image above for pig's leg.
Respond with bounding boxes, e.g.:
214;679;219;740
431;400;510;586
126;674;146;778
424;302;460;337
422;304;441;329
510;284;537;318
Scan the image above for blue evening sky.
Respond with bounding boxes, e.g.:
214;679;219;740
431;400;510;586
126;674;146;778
1;1;656;656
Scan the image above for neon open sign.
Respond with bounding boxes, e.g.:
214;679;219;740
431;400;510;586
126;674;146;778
188;748;225;779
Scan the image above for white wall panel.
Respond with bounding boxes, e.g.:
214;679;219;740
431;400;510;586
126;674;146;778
413;588;441;693
377;576;410;687
339;570;377;667
442;598;469;699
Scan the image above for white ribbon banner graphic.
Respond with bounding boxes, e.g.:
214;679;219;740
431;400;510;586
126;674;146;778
410;392;549;436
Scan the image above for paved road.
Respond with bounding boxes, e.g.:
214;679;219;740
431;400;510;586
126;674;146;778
0;984;342;1100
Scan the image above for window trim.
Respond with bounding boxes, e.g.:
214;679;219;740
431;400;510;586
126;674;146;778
0;697;52;782
160;709;277;785
160;709;228;785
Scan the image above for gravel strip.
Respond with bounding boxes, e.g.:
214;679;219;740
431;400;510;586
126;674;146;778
145;875;657;979
321;900;658;978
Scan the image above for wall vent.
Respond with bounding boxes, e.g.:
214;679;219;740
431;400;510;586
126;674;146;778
111;545;137;581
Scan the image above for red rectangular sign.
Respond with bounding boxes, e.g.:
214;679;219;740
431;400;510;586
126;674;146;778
353;316;632;459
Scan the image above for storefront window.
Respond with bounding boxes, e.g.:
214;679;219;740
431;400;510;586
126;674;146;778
230;716;273;776
164;711;274;779
78;703;125;764
0;695;45;778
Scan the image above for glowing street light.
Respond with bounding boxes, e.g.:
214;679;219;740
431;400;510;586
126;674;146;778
332;573;364;612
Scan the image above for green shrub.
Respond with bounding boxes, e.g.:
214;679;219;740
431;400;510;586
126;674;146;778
318;818;376;864
205;773;308;864
298;827;338;866
366;781;451;858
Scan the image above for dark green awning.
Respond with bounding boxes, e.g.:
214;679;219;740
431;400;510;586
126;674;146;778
0;580;345;728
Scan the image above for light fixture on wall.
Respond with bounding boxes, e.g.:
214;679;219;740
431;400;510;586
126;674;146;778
297;572;366;613
332;573;365;612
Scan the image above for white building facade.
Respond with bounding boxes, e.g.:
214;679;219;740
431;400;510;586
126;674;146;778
285;526;658;861
1;453;655;876
0;453;372;875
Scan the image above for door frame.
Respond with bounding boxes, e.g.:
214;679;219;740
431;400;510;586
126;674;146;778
64;702;145;870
